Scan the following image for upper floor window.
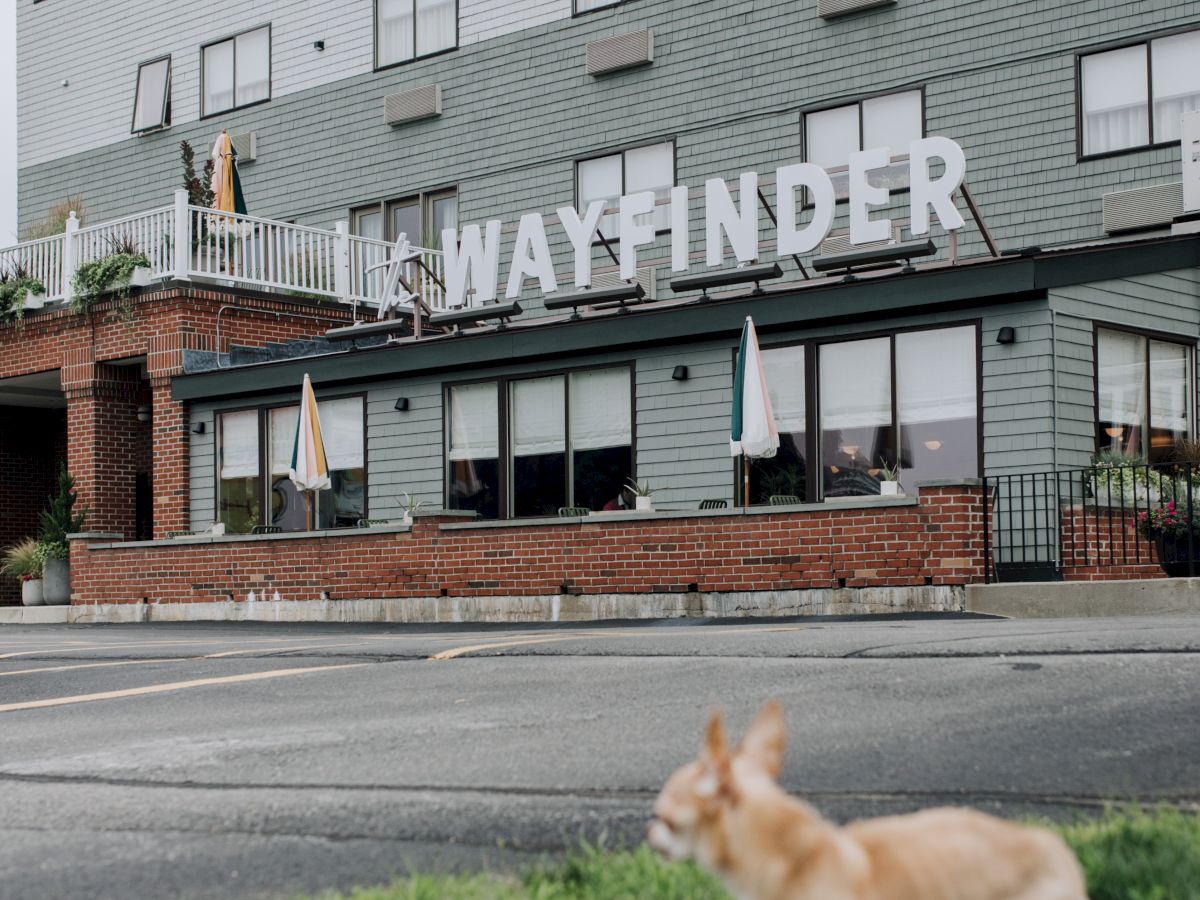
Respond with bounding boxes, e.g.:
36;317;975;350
576;141;674;240
1096;328;1193;462
202;25;271;117
132;56;171;134
804;89;923;169
1080;30;1200;157
377;0;457;68
352;189;458;249
575;0;622;12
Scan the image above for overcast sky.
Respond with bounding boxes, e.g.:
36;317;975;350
1;0;15;245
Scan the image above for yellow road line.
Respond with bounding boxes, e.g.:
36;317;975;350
0;663;369;714
0;636;324;661
203;641;368;658
430;635;596;660
0;659;174;678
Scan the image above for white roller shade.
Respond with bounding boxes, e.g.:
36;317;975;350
570;369;631;451
762;346;805;434
1150;340;1188;433
1099;330;1147;426
820;338;891;429
235;27;271;107
448;383;498;461
1082;45;1149;154
806;104;859;170
378;0;415;65
320;397;364;470
416;0;456;56
862;90;922;158
270;405;300;476
512;377;565;457
219;409;259;479
1152;31;1200;142
897;326;977;424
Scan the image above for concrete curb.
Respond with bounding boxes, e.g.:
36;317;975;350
966;578;1200;618
0;585;964;625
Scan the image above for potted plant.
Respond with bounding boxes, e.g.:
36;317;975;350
878;461;903;496
0;264;46;323
626;478;657;512
1136;501;1200;577
2;538;44;606
69;234;152;315
39;465;87;605
398;491;427;527
1090;449;1158;505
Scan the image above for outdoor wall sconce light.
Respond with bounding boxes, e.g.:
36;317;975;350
313;40;326;51
191;422;206;435
394;397;410;411
996;326;1016;344
136;405;151;423
671;365;689;381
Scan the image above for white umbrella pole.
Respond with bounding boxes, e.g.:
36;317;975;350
743;454;749;509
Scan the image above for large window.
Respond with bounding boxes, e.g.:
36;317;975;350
445;367;633;518
1096;328;1192;461
747;325;978;501
377;0;457;68
217;397;365;533
1080;30;1200;157
353;190;457;249
804;90;923;169
202;26;271;117
576;142;674;240
131;56;171;133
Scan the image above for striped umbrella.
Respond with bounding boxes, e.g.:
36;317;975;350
730;316;779;505
290;374;331;528
210;130;247;217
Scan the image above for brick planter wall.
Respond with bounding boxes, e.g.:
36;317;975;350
67;484;986;612
1059;503;1165;581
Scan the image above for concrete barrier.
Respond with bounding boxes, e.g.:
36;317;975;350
966;578;1200;618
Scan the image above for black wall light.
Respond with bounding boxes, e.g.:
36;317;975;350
313;40;326;51
996;326;1016;345
394;397;410;411
191;421;206;435
672;365;689;381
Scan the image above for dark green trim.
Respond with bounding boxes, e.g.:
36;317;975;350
172;235;1200;402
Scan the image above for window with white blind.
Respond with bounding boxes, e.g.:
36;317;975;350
131;56;171;133
1096;328;1193;460
576;141;674;241
1080;30;1200;156
804;90;923;170
202;26;270;117
575;0;622;12
377;0;457;68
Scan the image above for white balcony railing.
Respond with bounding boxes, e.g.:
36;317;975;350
0;190;449;314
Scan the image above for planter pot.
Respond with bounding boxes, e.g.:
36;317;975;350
129;266;153;287
23;290;46;310
401;513;414;527
635;496;653;511
21;579;44;606
43;557;71;605
1155;535;1200;578
879;481;902;496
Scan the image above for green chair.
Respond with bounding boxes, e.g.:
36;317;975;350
768;494;802;506
165;530;195;539
699;499;728;509
251;525;283;534
558;506;591;517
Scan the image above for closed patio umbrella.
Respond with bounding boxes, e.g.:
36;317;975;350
210;130;247;217
290;374;331;529
731;316;779;506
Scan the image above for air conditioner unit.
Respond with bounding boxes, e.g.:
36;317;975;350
384;84;442;126
586;30;654;76
1102;182;1183;234
819;224;903;256
590;266;657;301
230;132;257;162
817;0;896;19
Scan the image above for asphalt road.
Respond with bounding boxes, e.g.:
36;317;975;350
0;614;1197;899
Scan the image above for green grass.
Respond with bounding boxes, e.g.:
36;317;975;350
311;807;1200;900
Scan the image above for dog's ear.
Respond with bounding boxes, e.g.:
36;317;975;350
701;709;729;766
739;700;785;778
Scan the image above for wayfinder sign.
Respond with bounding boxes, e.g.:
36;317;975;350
440;137;967;307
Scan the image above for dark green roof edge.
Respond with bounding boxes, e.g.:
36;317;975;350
172;234;1200;403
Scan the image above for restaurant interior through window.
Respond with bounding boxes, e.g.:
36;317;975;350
1095;327;1192;462
746;325;979;502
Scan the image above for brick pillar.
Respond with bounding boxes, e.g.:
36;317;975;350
151;377;190;539
62;353;142;539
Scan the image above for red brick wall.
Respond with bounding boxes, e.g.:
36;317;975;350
0;407;67;604
67;485;987;605
1060;504;1164;581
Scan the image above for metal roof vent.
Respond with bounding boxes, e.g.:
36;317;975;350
1102;182;1183;234
818;0;896;19
586;30;653;76
384;84;442;126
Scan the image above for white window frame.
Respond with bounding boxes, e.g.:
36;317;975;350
375;0;459;69
131;55;172;134
574;141;675;242
201;25;272;118
1077;28;1200;159
803;89;925;172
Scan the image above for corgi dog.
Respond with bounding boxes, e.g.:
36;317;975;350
647;702;1087;900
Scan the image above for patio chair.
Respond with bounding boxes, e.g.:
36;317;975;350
251;525;283;535
768;494;803;506
166;530;196;539
558;506;591;517
365;234;423;317
699;499;728;509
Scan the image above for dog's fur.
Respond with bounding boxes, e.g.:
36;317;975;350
647;702;1086;900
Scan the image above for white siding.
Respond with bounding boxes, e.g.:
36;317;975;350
17;0;575;169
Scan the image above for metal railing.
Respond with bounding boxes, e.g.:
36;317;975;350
983;463;1199;582
0;190;448;314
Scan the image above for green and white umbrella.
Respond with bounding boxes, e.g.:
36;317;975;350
731;316;778;504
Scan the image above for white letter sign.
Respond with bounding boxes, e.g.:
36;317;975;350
776;163;835;256
505;213;558;299
619;191;655;281
557;200;606;288
909;136;966;235
848;147;892;245
443;220;501;307
705;173;760;267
